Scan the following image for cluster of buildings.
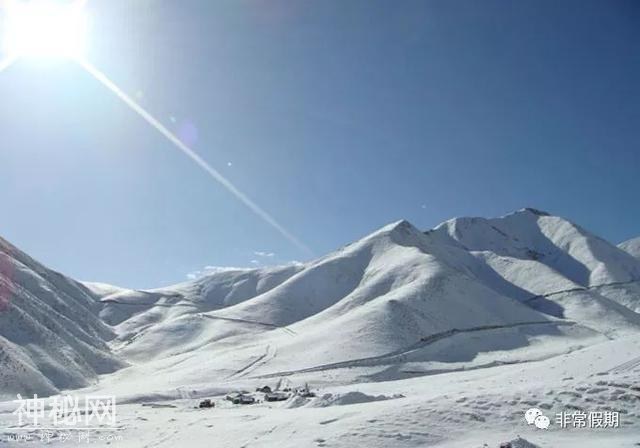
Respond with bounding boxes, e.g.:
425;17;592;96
198;383;316;409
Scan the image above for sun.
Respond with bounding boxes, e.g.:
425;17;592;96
2;0;88;59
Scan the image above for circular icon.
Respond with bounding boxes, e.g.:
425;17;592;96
525;408;543;425
534;415;550;429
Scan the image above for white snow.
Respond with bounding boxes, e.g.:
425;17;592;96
0;237;123;400
619;237;640;260
0;209;639;447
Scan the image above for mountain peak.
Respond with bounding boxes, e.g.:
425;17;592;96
325;219;428;259
432;208;554;236
382;219;414;232
378;219;429;241
518;207;551;217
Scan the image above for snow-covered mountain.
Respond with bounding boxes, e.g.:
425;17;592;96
429;208;640;316
1;209;639;400
1;208;639;447
620;237;640;260
0;237;124;399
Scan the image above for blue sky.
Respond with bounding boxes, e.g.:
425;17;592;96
0;0;638;288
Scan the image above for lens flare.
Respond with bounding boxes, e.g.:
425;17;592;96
2;0;88;59
78;60;313;256
0;0;311;257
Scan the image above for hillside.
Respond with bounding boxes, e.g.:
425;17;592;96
0;237;123;399
620;237;640;260
82;209;640;395
2;209;639;401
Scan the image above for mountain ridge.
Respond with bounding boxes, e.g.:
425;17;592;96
1;209;638;398
0;237;124;399
620;237;640;260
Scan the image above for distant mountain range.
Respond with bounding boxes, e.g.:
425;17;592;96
1;208;639;399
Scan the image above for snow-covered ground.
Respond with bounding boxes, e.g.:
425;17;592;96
0;209;638;447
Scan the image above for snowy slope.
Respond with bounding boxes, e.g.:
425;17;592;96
0;237;123;399
101;220;556;379
6;329;637;448
431;208;640;287
92;265;303;362
88;264;303;326
619;237;640;260
430;208;640;321
206;221;573;372
0;209;639;447
82;212;640;395
1;209;639;407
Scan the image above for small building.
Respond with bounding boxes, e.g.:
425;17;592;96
234;394;256;405
225;392;241;402
264;392;289;402
226;393;256;405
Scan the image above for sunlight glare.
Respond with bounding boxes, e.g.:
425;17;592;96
2;0;87;59
78;60;314;257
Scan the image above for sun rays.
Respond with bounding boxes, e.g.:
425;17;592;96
0;0;312;257
78;60;313;256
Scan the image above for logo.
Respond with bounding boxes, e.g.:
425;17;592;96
525;408;550;429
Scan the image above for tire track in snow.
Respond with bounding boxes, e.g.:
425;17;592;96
523;279;640;303
102;298;192;308
253;320;577;378
608;355;640;374
104;299;297;336
227;344;277;379
199;314;296;336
